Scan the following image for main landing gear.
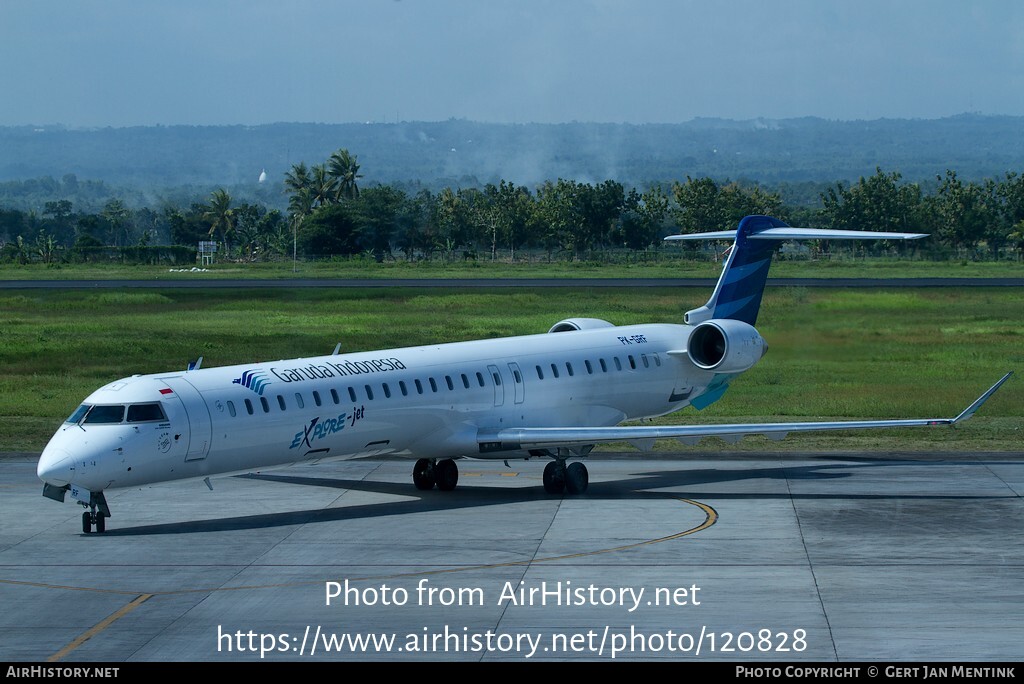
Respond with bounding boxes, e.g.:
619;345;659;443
411;456;589;495
81;491;110;534
543;460;589;495
412;458;459;491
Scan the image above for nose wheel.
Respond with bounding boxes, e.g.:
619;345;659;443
82;510;106;534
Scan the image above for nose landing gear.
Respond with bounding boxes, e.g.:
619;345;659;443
80;491;110;534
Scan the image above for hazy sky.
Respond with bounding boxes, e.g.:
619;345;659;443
1;0;1022;127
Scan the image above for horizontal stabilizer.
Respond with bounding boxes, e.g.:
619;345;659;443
666;227;928;242
666;216;930;326
665;230;738;241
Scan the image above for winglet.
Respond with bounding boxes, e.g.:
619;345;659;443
952;372;1013;423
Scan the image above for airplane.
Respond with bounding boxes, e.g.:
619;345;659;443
36;215;1012;533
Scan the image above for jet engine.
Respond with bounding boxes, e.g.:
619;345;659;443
548;318;616;333
687;319;767;373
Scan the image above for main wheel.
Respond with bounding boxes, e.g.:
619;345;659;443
543;461;566;494
565;462;589;494
412;458;436;490
82;511;92;534
435;458;459;491
94;513;106;533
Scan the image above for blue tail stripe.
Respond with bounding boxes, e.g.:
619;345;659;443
711;293;760;320
704;215;787;325
720;256;771;283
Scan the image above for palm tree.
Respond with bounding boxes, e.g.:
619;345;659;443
327;149;362;201
101;199;131;246
203;189;234;257
310;164;339;208
287;185;313;221
287;186;313;272
283;162;311;195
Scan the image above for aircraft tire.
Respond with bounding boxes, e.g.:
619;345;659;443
95;513;106;533
565;462;589;494
413;458;436;490
436;459;459;491
82;511;92;534
543;461;566;494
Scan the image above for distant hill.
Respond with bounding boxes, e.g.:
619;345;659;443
2;116;1022;194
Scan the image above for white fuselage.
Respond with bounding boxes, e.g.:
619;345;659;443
37;322;722;494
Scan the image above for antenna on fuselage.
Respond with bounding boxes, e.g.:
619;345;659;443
187;357;203;371
332;343;342;355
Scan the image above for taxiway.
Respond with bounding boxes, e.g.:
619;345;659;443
1;452;1021;661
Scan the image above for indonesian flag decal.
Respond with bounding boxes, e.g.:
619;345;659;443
159;388;174;395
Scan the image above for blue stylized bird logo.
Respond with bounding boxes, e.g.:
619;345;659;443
233;369;270;395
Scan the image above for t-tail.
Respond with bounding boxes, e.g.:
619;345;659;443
666;215;928;326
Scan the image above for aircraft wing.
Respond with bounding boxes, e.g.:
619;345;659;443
477;372;1011;453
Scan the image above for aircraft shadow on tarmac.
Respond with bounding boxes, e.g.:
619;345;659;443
101;459;1014;536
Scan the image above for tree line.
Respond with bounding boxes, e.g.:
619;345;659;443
2;150;1024;265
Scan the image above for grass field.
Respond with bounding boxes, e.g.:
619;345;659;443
1;286;1021;452
2;255;1023;281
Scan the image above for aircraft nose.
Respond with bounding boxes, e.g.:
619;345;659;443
37;447;74;486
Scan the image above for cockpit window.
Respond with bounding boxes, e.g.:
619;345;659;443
127;403;167;422
83;405;126;424
66;404;91;423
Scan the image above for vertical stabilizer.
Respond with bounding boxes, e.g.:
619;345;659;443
676;215;787;326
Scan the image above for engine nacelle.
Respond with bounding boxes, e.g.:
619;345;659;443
687;319;767;373
548;317;615;333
